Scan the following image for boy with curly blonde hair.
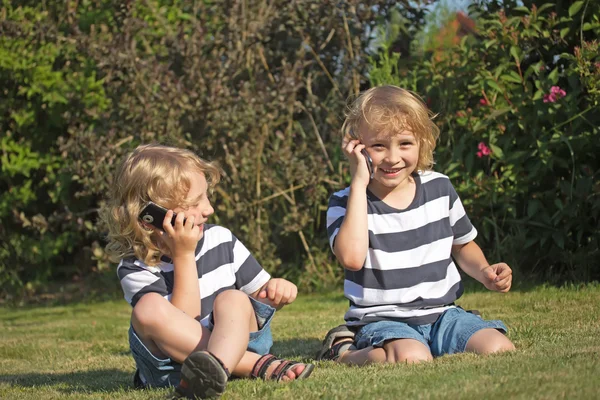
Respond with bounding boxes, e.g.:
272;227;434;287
102;144;313;399
316;86;515;364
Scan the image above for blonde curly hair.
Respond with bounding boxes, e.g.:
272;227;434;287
101;144;221;266
341;85;440;171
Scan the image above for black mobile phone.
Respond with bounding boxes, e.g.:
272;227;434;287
361;149;374;179
139;201;185;230
349;129;374;179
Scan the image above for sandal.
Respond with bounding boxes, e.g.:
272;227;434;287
315;324;356;361
175;351;231;399
251;354;315;382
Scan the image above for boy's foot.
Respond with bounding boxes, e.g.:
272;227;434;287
251;354;315;382
315;324;356;361
175;351;230;399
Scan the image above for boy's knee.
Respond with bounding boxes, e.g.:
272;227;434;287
132;292;169;331
384;340;433;364
213;290;252;312
390;350;433;364
480;339;516;354
466;329;516;355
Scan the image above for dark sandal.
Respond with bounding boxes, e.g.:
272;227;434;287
175;351;230;399
315;324;356;361
251;354;315;382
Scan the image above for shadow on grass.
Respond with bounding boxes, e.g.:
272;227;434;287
0;369;135;394
271;338;322;361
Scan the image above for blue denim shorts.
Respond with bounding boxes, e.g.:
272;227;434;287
354;307;507;357
129;296;275;388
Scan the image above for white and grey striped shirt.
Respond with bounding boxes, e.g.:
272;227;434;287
327;171;477;326
117;224;271;326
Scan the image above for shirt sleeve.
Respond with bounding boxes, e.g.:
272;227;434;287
447;181;478;245
117;260;169;307
326;190;349;251
231;235;270;295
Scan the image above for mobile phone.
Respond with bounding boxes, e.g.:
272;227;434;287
361;149;374;179
139;201;185;230
349;129;374;179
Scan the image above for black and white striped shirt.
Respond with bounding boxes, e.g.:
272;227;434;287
117;224;271;326
327;171;477;326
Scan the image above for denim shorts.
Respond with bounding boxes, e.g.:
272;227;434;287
129;296;275;388
354;307;507;357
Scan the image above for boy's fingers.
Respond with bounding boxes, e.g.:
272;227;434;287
483;266;497;282
288;286;297;303
185;215;195;229
267;282;277;300
273;287;284;305
494;276;511;288
174;211;186;228
163;210;175;235
258;290;267;299
496;265;512;279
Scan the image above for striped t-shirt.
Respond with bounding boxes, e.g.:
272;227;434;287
117;224;271;326
327;171;477;326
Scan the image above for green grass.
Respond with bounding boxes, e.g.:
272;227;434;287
1;285;600;399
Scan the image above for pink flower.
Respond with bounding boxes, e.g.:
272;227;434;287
477;142;492;158
543;86;566;103
479;98;488;106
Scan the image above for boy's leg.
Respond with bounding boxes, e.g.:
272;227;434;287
339;339;432;365
429;307;515;356
334;320;433;365
210;290;310;381
131;291;262;381
465;329;515;354
132;291;309;381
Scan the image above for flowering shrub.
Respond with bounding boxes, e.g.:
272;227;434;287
369;2;600;281
543;86;567;103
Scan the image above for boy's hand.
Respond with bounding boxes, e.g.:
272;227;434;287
257;278;298;309
342;135;371;188
160;210;203;258
481;263;512;293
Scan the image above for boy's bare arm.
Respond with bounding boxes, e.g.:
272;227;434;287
250;278;298;310
161;210;203;318
170;253;201;318
334;136;372;271
452;241;512;293
334;183;369;271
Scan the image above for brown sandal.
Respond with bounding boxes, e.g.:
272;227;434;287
251;354;315;382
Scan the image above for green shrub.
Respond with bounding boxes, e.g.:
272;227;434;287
369;2;599;281
1;0;430;297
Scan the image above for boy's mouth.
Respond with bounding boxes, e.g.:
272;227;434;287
379;167;403;174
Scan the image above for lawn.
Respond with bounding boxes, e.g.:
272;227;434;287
1;284;599;399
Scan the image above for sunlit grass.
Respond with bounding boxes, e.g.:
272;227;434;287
1;284;599;399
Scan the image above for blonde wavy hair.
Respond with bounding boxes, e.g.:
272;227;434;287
341;85;440;171
101;144;221;266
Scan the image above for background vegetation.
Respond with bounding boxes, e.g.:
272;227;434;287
1;0;598;300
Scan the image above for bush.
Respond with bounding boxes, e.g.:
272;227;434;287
369;1;600;281
0;0;431;298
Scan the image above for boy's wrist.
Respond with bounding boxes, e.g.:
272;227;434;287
350;181;368;191
172;251;197;265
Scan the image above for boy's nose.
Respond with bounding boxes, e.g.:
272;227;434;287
203;204;214;217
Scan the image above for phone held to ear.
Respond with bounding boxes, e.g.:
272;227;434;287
349;129;374;180
361;149;374;179
139;201;186;230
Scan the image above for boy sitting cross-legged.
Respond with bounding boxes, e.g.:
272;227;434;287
102;144;314;399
